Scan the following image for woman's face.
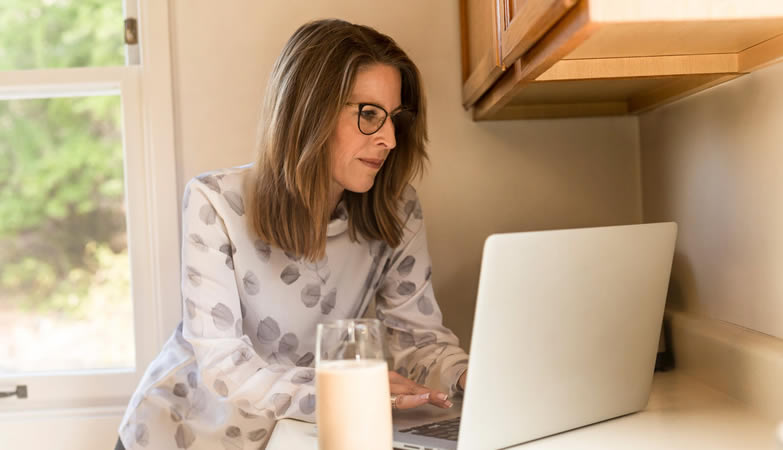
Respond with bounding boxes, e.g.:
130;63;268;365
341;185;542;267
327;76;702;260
329;63;402;195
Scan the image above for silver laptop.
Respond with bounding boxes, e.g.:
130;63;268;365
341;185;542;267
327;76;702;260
393;222;677;450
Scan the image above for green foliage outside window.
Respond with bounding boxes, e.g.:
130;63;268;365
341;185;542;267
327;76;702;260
0;0;128;317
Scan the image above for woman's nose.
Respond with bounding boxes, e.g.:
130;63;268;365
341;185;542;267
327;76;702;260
376;116;396;150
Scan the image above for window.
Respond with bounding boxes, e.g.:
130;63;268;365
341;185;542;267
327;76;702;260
0;0;178;412
0;95;134;374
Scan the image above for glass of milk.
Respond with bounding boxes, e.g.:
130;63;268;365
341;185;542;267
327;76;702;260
315;318;392;450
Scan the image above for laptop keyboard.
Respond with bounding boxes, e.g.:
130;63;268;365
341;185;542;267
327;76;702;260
399;417;461;441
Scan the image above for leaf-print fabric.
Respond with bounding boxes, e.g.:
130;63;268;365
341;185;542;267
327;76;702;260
280;265;300;285
118;167;467;450
376;185;470;401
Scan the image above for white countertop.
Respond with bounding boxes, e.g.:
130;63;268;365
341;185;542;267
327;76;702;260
266;371;780;450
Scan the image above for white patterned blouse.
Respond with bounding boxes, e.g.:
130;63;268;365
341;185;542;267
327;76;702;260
118;164;469;449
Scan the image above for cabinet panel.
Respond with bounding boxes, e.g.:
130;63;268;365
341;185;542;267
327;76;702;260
460;0;503;108
460;0;579;109
567;20;783;60
464;0;496;74
499;0;578;67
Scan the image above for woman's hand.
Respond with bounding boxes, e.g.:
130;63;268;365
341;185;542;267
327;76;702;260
389;371;453;410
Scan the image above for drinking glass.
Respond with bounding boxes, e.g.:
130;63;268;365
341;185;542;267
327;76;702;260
315;318;392;450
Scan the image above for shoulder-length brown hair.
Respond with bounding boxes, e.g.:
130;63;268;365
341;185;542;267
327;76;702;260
244;19;428;262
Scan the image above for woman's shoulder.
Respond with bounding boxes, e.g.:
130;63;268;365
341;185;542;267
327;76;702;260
187;164;252;193
183;164;253;215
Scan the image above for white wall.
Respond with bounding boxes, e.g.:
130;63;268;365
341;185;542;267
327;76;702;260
167;0;643;349
640;61;783;339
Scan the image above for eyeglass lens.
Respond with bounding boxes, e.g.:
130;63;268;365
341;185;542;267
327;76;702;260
358;104;413;135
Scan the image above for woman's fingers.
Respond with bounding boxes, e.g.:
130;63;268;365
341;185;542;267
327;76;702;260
393;391;452;409
422;390;452;409
388;371;453;409
394;392;432;410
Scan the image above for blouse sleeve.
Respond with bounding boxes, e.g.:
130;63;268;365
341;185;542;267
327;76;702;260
375;186;469;398
179;178;317;422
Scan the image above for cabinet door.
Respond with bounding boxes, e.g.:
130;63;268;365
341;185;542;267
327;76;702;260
460;0;504;108
460;0;579;109
499;0;579;68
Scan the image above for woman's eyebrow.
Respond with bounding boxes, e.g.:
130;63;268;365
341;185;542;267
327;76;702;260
351;99;403;112
381;103;404;114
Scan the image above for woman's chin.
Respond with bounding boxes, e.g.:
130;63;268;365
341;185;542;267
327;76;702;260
342;178;376;194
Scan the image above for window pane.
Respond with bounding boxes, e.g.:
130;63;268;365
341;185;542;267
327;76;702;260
0;0;124;71
0;95;135;373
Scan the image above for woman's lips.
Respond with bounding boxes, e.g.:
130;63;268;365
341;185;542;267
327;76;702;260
359;158;383;170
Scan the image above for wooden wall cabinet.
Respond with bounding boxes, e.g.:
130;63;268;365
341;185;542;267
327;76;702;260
460;0;783;120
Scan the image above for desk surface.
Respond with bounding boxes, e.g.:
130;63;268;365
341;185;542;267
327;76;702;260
266;371;780;450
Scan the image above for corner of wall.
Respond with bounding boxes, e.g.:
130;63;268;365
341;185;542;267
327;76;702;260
633;114;645;223
666;309;783;421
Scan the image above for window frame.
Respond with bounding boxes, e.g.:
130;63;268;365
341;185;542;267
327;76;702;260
0;0;180;412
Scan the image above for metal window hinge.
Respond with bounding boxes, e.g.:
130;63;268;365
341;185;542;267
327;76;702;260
125;18;139;45
0;385;27;399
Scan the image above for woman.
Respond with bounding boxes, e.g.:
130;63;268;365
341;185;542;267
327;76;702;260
117;19;469;450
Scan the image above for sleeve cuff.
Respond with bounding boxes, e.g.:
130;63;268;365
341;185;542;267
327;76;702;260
449;364;469;398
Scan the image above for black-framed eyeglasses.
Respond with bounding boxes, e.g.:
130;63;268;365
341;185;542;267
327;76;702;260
347;102;415;135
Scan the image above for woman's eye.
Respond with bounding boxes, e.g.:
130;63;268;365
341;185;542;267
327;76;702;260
360;110;378;120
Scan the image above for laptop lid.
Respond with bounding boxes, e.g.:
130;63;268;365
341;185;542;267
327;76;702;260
456;222;677;450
